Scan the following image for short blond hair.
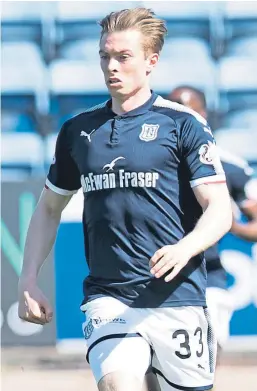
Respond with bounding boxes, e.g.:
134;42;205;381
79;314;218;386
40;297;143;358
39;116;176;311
99;8;167;55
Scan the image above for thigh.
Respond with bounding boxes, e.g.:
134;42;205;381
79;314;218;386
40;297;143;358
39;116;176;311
82;296;151;385
149;306;217;391
206;287;233;347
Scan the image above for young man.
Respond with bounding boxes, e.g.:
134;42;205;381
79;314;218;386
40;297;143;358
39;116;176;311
168;85;257;350
18;8;232;391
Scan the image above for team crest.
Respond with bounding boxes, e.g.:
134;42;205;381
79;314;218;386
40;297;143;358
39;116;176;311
83;319;94;339
139;124;159;142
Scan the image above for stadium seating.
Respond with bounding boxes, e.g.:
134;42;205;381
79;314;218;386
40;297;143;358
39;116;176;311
151;57;216;109
49;60;106;94
55;1;137;42
226;37;257;58
45;133;58;167
1;110;36;133
56;1;137;21
144;1;216;19
218;57;257;92
49;59;108;122
143;1;219;41
1;1;43;42
2;42;46;92
1;132;45;179
218;56;257;112
1;42;49;114
1;1;256;177
162;37;211;60
224;1;257;18
223;2;257;41
58;39;100;62
222;109;257;129
214;127;257;163
1;0;55;61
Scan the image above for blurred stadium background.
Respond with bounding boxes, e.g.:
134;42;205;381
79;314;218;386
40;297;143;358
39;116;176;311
1;1;257;390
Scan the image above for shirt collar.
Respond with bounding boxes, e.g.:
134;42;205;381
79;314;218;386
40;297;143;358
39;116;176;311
105;91;158;118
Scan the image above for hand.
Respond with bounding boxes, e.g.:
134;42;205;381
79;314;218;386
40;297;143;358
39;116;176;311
150;244;191;282
18;279;53;325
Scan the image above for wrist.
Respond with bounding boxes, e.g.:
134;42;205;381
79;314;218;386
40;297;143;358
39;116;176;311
176;236;196;259
19;272;37;286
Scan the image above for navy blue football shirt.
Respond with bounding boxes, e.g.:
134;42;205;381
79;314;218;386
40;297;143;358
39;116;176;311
206;150;255;289
47;92;226;308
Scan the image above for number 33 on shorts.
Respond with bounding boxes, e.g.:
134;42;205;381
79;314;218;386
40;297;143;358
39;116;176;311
151;307;217;390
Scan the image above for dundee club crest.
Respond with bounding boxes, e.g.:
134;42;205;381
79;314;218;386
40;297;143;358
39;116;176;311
139;124;160;142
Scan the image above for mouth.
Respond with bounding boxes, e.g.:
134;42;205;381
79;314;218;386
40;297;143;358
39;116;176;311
108;78;122;86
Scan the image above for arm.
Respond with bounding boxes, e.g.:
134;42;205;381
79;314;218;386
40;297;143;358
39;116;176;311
150;115;231;282
150;183;232;282
179;182;232;255
20;188;72;280
18;188;72;324
18;119;82;324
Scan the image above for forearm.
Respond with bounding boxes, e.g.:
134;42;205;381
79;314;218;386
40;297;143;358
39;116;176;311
20;203;61;281
230;220;257;242
179;202;232;257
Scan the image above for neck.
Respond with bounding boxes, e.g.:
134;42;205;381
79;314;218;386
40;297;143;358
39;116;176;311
111;87;152;115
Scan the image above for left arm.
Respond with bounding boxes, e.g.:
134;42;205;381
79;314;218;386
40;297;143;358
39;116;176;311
150;114;232;282
150;182;232;282
179;182;232;255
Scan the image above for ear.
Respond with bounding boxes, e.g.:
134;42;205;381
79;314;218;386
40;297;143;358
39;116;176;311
146;53;159;73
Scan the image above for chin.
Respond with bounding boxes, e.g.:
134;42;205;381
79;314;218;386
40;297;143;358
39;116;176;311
109;87;128;98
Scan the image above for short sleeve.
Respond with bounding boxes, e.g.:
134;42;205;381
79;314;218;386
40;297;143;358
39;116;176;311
46;121;81;195
180;116;226;188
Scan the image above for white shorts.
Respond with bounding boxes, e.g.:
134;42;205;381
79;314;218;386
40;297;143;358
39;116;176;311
82;297;217;390
206;287;234;347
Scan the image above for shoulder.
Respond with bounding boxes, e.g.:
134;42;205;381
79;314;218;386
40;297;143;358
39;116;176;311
61;100;109;133
152;95;207;128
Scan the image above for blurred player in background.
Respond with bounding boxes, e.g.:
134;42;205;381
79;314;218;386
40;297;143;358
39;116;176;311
18;8;233;391
168;85;257;353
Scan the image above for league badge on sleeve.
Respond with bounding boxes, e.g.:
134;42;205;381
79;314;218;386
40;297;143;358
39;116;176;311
139;124;160;142
198;141;224;174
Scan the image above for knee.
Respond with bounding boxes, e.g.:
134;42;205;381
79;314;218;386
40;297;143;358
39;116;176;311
98;371;142;391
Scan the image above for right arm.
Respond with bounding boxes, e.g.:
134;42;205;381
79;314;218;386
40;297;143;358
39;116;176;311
18;188;72;324
20;188;72;280
18;119;81;325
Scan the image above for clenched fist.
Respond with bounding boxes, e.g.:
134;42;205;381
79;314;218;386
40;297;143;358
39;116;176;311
18;280;53;325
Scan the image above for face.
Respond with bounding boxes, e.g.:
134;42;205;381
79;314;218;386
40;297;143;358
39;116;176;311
169;89;207;119
99;29;158;99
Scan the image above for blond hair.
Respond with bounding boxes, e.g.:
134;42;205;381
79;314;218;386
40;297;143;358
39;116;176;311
99;8;167;55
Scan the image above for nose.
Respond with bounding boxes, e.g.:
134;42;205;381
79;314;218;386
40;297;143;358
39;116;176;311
107;57;119;73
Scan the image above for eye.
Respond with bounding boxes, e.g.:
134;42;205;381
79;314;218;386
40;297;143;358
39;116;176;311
119;54;130;61
100;54;109;60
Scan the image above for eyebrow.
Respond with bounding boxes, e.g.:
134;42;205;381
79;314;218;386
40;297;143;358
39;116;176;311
99;49;133;55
